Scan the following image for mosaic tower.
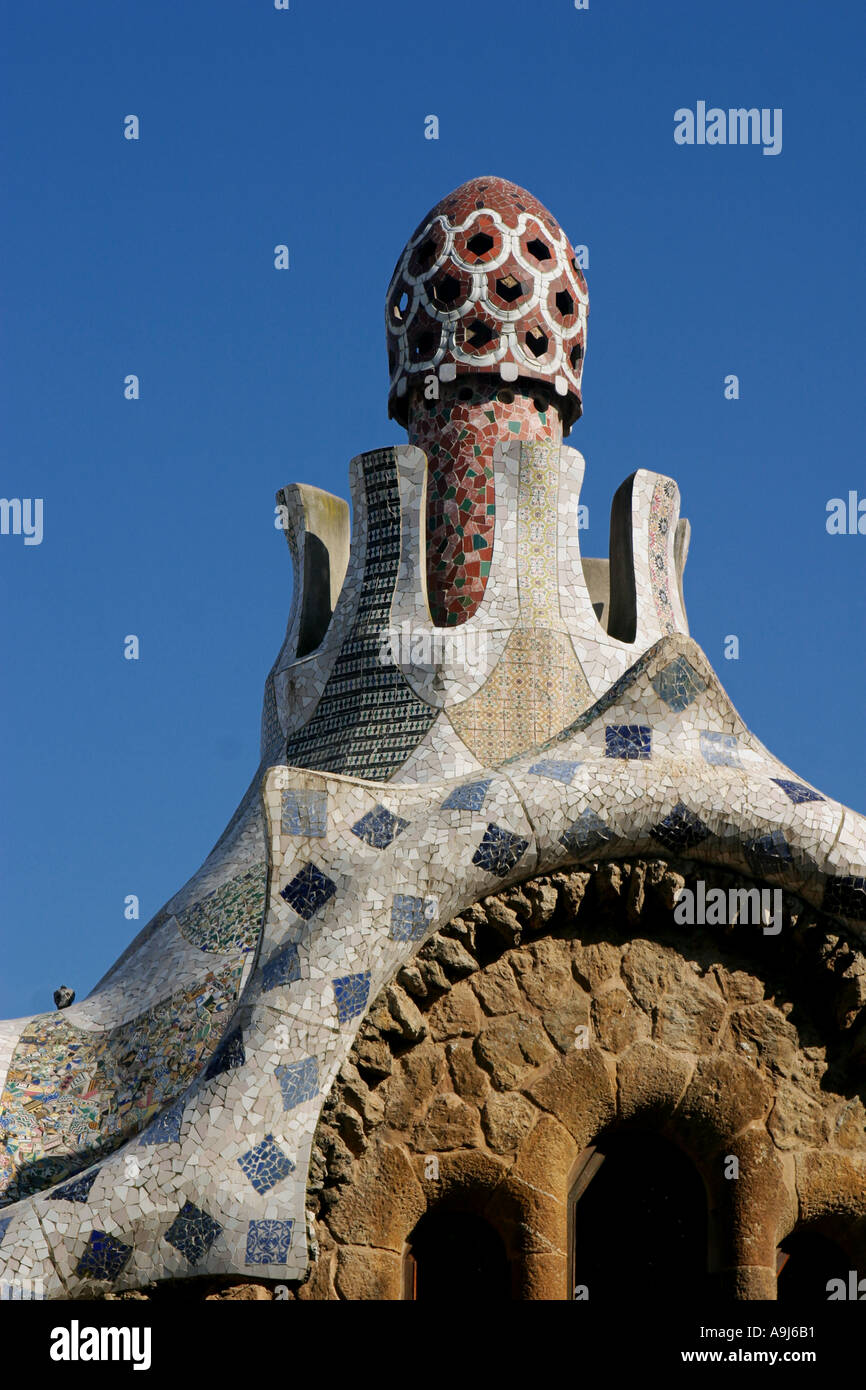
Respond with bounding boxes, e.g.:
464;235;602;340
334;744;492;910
387;176;587;626
0;178;864;1300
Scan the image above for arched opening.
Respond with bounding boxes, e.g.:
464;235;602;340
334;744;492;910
404;1209;511;1301
776;1229;854;1301
569;1131;710;1302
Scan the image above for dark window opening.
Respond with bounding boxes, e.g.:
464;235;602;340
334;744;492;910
569;342;583;369
527;237;551;262
430;274;462;307
391;290;410;322
458;385;474;400
525;327;549;358
411;331;437;360
466;320;496;348
467;231;495;258
570;1133;710;1302
496;274;525;303
776;1230;853;1301
555;289;575;317
415;238;437;267
405;1210;510;1301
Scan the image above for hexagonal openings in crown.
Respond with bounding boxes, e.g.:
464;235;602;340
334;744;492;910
386;176;589;431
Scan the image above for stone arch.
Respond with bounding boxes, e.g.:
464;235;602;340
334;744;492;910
290;859;866;1300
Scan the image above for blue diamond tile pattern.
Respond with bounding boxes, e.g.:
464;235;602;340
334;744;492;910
650;802;712;854
54;1168;101;1203
76;1230;133;1282
560;809;616;855
772;778;825;805
605;725;652;760
261;944;302;993
441;779;492;812
700;732;741;767
280;862;337;920
140;1098;185;1145
281;789;328;838
390;894;436;943
333;972;372;1024
652;656;707;712
246;1219;294;1266
237;1134;295;1195
205;1028;246;1081
351;804;409;849
164;1202;222;1267
745;830;794;876
472;823;530;877
823;875;866;922
275;1056;319;1111
528;759;582;785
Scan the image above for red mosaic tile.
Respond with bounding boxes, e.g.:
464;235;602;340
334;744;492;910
408;380;562;626
386;175;589;431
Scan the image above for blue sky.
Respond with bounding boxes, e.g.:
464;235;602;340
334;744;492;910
1;0;864;1018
